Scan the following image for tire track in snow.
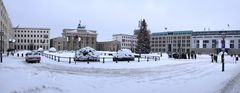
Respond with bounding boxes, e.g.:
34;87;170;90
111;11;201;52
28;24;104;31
27;61;217;82
220;72;240;93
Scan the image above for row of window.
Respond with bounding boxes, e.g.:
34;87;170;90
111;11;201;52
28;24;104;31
14;34;48;38
17;39;49;44
195;39;240;44
122;43;135;47
152;40;191;44
151;44;191;47
193;36;238;38
15;30;49;33
196;44;240;49
122;39;137;43
151;36;191;40
122;36;137;39
15;45;49;50
151;48;190;53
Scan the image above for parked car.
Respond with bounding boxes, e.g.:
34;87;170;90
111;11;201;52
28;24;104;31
25;52;41;63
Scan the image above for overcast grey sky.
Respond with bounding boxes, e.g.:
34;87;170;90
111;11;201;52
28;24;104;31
3;0;240;41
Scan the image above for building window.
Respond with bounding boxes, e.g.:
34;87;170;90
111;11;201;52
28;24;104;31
197;44;199;48
212;40;217;48
203;44;207;48
44;35;48;38
203;40;209;43
230;40;234;43
230;44;234;48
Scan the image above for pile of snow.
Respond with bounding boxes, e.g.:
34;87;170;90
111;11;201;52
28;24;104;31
74;47;100;61
49;47;57;52
218;51;228;55
113;49;134;58
37;48;44;52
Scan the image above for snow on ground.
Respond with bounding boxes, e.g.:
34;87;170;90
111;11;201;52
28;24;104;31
1;51;240;93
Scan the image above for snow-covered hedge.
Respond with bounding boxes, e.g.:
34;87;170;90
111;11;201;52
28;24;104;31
37;48;44;52
49;47;57;52
113;49;134;61
74;47;100;61
113;49;134;58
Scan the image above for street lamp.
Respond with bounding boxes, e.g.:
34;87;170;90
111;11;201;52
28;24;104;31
9;39;16;50
78;36;81;49
0;30;4;63
221;32;226;72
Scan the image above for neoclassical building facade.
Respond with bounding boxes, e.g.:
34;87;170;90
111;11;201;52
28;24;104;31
61;22;97;50
0;0;13;53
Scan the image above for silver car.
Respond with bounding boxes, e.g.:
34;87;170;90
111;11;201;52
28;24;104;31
25;52;41;63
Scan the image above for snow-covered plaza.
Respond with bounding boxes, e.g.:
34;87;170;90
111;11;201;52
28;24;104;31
1;51;240;93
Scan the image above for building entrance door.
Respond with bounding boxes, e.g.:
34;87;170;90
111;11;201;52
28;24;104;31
168;44;172;52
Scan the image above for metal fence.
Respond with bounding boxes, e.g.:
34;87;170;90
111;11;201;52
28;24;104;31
42;53;161;64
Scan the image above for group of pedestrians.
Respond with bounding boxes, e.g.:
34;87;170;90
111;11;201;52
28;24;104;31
211;53;218;63
211;53;239;63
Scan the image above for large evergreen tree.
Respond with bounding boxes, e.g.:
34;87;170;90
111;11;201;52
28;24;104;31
135;19;151;54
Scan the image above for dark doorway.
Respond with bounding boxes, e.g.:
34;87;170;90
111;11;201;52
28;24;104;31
29;44;34;50
168;44;172;52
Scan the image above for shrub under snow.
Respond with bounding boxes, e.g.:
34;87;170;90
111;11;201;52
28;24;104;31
74;47;100;61
37;48;44;52
113;49;134;61
49;47;57;52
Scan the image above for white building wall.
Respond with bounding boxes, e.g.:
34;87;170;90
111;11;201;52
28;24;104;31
218;39;221;48
225;39;230;48
112;34;137;51
199;40;203;48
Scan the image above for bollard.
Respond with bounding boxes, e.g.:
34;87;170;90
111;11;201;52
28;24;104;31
147;57;149;62
103;57;105;63
52;55;54;60
54;56;56;61
138;57;140;62
155;57;157;61
75;59;76;64
17;53;19;57
128;60;129;63
58;56;60;62
69;57;71;64
21;53;24;57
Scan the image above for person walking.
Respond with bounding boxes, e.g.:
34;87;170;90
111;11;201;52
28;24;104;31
211;54;214;63
236;55;239;63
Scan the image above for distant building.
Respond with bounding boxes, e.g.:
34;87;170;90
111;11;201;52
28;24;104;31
151;31;192;53
96;40;121;51
151;30;240;54
112;34;137;52
13;27;50;50
50;37;65;51
61;22;97;50
0;0;13;53
192;30;240;54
